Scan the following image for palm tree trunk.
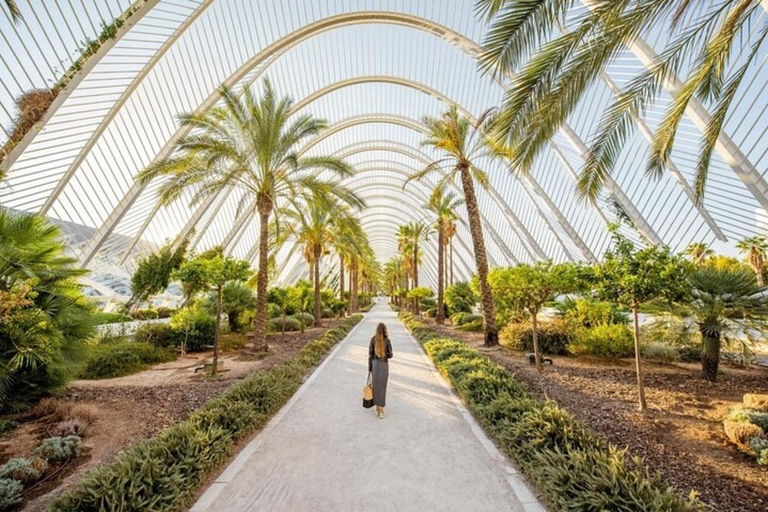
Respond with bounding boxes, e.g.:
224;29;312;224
436;226;445;324
531;309;542;371
450;238;455;285
701;330;721;382
413;242;419;314
212;285;222;376
350;258;359;313
255;199;271;345
228;312;238;333
314;245;322;327
458;165;498;346
632;305;647;411
339;255;346;316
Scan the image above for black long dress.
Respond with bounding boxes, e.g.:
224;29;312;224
368;337;393;407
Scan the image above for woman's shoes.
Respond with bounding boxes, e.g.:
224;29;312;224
378;410;385;419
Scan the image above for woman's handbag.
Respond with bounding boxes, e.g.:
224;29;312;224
362;372;374;408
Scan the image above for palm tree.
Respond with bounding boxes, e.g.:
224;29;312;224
736;236;768;286
138;80;354;344
384;256;406;305
397;225;414;300
478;0;768;202
285;195;363;326
686;266;768;381
409;105;499;346
685;242;714;266
428;189;463;324
332;216;365;316
3;1;20;22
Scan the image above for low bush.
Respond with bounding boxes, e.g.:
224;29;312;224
499;320;571;355
456;320;483;332
449;312;468;325
567;324;634;358
79;342;175;379
399;311;697;511
134;322;175;348
131;309;158;320
266;303;282;319
641;342;680;363
0;478;22;510
424;308;437;318
94;312;132;325
34;435;82;462
744;394;768;413
557;297;627;327
361;303;374;313
723;395;768;465
444;282;476;315
293;312;315;327
156;307;175;319
267;316;302;333
0;420;16;437
170;307;216;352
749;438;768;465
49;315;363;512
0;457;46;483
457;313;483;326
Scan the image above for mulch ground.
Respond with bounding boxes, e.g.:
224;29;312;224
424;319;768;512
1;321;342;512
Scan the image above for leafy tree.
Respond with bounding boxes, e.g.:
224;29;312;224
267;287;291;341
0;211;96;411
591;228;688;410
497;262;579;371
736;236;768;286
407;287;434;316
444;281;477;315
128;238;188;311
138;80;355;346
410;105;499;346
684;266;768;381
479;0;768;202
203;281;256;333
428;189;463;324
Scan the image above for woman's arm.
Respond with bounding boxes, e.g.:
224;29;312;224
386;339;393;360
368;339;374;372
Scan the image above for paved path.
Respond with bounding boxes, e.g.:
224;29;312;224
191;300;545;512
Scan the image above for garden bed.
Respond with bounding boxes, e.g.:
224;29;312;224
0;320;348;511
424;318;768;512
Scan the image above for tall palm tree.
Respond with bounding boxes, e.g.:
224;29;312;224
138;80;354;344
3;1;20;22
479;0;768;202
685;242;714;266
397;225;414;298
736;236;768;286
331;216;364;316
409;105;499;346
686;266;768;381
428;189;463;324
285;195;363;326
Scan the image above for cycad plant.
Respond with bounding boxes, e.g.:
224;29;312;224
736;236;768;286
685;266;768;381
0;211;95;411
139;80;354;344
479;0;768;202
428;189;463;324
410;105;499;346
284;194;363;326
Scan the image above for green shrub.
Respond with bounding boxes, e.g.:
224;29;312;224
568;324;634;358
0;420;16;437
266;303;281;319
729;409;768;433
79;342;175;379
642;342;679;363
424;308;437;318
456;320;483;332
449;312;467;325
678;344;703;362
131;309;158;320
170;307;215;352
34;435;82;462
500;320;571;355
0;457;46;483
49;315;362;512
134;322;175;348
444;282;477;315
293;312;315;327
398;311;696;512
750;437;768;465
457;313;483;326
267;316;302;333
94;312;132;325
0;478;22;510
156;307;175;319
557;297;628;327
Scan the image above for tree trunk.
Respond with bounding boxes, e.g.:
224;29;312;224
701;330;721;382
413;240;419;314
314;245;322;327
436;226;445;324
212;285;222;376
459;164;498;346
228;312;238;333
450;238;454;285
531;310;542;371
350;259;359;313
281;311;286;342
632;305;647;411
339;255;345;317
254;198;272;345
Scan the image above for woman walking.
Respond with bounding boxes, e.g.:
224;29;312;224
368;323;393;419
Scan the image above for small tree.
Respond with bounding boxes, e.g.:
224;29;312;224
267;287;291;342
591;228;687;411
407;287;433;316
502;262;579;371
203;281;256;333
128;238;188;311
173;246;221;306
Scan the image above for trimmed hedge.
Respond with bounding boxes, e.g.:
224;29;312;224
79;342;175;380
399;312;698;512
49;315;363;512
568;324;634;358
500;320;571;355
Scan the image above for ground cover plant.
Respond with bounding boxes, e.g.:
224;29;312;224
399;311;699;512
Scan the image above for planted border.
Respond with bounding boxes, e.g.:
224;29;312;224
399;312;699;512
48;315;363;512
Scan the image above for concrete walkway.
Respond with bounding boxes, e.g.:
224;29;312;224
191;300;545;512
